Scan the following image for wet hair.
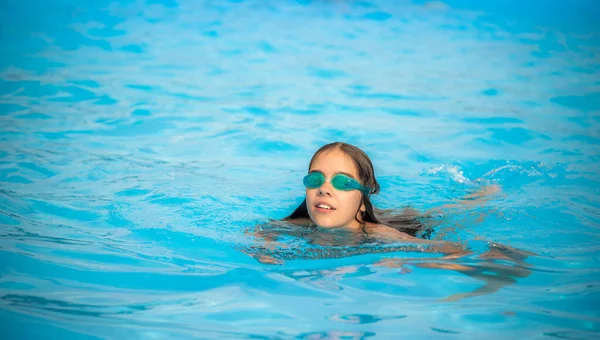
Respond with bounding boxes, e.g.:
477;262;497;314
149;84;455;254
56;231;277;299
283;142;432;238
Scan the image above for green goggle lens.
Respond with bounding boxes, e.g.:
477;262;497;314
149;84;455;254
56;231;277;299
303;172;370;195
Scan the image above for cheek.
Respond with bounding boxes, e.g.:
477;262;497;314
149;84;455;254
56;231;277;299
339;192;362;212
305;189;316;205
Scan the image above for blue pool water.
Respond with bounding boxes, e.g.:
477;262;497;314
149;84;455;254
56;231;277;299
1;0;599;338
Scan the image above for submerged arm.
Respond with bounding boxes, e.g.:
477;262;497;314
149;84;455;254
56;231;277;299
368;224;471;257
376;241;532;301
421;246;532;302
425;184;503;216
243;223;291;264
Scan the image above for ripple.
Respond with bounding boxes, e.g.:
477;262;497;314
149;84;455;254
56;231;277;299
17;162;57;178
0;103;27;115
462;117;524;124
329;313;406;324
363;11;392;21
47;86;97;102
308;67;348;79
0;212;20;226
2;294;149;317
13;113;53;120
29;200;101;222
487;127;551;145
296;330;377;339
551;92;600;112
115;188;151;197
482;88;500;96
543;330;599;340
431;327;461;334
205;310;293;322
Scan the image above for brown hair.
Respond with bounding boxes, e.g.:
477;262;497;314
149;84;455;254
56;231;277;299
283;142;432;238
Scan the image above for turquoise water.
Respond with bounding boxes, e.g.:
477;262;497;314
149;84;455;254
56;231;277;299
1;0;599;338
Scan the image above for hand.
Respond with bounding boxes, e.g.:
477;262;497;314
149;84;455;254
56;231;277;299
469;184;502;198
256;255;284;265
374;259;413;274
458;184;502;204
375;258;404;268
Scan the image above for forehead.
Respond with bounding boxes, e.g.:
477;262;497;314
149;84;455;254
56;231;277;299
309;149;359;177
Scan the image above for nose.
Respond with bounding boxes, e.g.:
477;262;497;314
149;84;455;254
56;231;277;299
317;181;333;196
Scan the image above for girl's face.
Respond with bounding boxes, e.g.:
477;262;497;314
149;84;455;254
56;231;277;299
305;148;365;229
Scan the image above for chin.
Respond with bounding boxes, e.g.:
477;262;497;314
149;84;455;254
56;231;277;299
315;221;337;228
309;215;337;228
314;218;344;229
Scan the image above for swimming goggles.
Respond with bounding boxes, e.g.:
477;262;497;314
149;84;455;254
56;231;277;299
303;171;370;195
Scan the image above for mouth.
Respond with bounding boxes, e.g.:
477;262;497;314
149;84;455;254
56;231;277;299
314;202;336;213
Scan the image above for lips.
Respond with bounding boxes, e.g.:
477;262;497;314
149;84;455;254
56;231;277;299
314;201;336;213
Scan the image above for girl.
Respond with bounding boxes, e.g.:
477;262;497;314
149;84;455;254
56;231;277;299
245;142;530;301
282;141;500;243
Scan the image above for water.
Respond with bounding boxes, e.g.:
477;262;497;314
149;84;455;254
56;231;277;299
1;0;599;338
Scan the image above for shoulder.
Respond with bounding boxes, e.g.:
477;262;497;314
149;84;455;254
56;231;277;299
364;222;414;240
284;218;312;227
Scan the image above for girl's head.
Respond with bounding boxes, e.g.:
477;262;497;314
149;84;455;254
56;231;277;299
284;142;429;237
295;142;381;229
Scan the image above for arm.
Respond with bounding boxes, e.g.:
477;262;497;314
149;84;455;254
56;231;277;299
426;184;503;215
377;241;532;301
243;223;290;264
368;224;471;257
